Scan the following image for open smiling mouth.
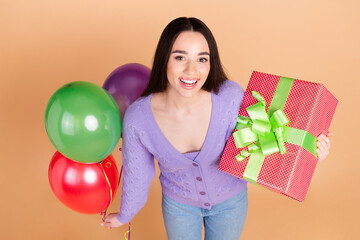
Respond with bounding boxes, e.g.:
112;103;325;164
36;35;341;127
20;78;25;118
180;78;198;87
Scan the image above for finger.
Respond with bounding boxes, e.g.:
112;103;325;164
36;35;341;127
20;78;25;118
317;136;331;151
319;140;330;154
324;136;331;148
317;146;324;160
317;138;327;154
318;135;331;148
101;222;112;228
316;149;323;161
317;138;326;151
317;133;326;142
319;145;329;155
316;149;323;162
102;213;114;223
327;131;334;137
317;134;324;146
317;148;328;161
320;134;331;146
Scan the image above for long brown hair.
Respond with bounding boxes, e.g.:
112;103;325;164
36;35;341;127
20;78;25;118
142;17;228;96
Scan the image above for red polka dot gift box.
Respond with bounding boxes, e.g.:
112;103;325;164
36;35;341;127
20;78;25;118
218;71;338;202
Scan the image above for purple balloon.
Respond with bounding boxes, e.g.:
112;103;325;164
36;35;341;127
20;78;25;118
103;63;151;119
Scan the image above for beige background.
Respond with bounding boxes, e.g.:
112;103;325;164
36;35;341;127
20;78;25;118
1;0;359;239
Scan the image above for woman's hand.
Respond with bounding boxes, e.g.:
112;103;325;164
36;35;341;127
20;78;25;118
101;213;124;229
316;132;333;162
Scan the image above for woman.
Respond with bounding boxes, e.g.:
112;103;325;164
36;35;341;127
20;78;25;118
101;17;332;239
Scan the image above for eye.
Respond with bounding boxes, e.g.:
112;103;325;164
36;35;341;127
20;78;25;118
199;57;208;63
175;56;185;61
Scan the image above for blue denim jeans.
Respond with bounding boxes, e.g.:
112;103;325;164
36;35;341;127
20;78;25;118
162;187;248;240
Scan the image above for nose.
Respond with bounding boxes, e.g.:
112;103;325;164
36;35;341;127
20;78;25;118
184;60;197;74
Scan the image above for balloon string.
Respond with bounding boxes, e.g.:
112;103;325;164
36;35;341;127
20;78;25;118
102;210;107;222
119;165;123;185
101;148;129;239
118;159;130;239
101;163;123;219
101;158;129;239
100;162;113;202
101;160;118;221
118;148;130;239
124;223;131;240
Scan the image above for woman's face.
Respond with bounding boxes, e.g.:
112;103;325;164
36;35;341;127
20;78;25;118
166;31;210;98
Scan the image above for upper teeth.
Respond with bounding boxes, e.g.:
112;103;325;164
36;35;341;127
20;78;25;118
181;79;197;84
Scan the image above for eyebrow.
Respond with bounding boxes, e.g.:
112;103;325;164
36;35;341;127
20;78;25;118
171;50;210;56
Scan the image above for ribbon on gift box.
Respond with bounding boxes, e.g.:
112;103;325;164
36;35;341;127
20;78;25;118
232;77;318;184
233;92;290;156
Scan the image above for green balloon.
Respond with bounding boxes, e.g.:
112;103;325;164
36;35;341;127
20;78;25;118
45;81;122;163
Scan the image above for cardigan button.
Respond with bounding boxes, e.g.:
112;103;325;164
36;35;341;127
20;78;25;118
200;191;206;195
196;177;202;181
192;163;199;167
204;203;210;207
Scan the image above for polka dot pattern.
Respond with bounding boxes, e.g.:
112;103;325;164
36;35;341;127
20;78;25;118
219;71;338;202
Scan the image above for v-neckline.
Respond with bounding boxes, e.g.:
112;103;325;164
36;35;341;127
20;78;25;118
146;91;218;162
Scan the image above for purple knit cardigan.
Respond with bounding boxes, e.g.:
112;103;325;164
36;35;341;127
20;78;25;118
117;80;246;224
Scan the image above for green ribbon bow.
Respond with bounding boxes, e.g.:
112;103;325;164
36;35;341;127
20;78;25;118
233;91;290;158
231;76;318;183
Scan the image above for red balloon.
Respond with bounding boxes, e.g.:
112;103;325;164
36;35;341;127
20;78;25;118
48;151;119;214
